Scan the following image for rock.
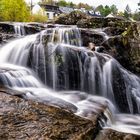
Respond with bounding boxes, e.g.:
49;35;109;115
80;28;105;46
55;11;127;29
0;88;102;140
102;22;140;75
0;22;16;45
96;129;140;140
55;11;89;25
103;27;125;36
0;22;44;45
77;17;107;28
27;22;46;31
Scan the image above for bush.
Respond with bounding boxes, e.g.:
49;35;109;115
30;14;48;23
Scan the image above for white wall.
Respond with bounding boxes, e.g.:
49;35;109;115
46;12;56;20
32;4;45;16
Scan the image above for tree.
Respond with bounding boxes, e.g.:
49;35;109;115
41;0;56;5
0;0;30;21
67;2;75;8
132;10;140;21
57;0;67;7
76;2;92;10
125;4;131;13
117;11;124;17
124;4;131;19
30;8;48;22
97;5;111;16
110;4;118;15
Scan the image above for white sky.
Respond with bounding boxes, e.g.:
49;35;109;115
25;0;140;12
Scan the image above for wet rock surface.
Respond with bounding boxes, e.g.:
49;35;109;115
80;28;105;46
54;11;140;75
106;23;140;75
0;22;44;45
0;88;101;140
96;129;140;140
103;27;125;36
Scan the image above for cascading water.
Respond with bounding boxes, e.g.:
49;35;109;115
14;23;26;36
0;27;140;135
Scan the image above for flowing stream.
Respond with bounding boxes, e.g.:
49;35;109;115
0;26;140;135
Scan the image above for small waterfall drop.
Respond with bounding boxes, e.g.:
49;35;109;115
14;23;26;36
0;26;140;135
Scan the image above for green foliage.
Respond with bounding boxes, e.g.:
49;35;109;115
67;2;75;8
76;3;92;10
110;4;118;15
57;0;67;7
57;0;75;8
41;0;56;5
97;4;118;17
0;0;30;22
124;4;132;19
132;11;140;21
54;54;64;66
30;14;47;23
97;5;111;16
30;9;48;23
117;11;124;17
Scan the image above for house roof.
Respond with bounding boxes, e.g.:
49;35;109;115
106;14;125;20
106;14;114;18
59;6;74;14
40;4;60;13
88;11;102;17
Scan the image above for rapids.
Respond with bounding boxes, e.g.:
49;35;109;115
0;26;140;135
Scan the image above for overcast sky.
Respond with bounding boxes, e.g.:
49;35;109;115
25;0;139;12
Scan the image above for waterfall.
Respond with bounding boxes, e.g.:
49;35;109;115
14;23;26;36
0;27;140;135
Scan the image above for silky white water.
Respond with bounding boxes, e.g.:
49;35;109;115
14;23;26;36
0;27;140;135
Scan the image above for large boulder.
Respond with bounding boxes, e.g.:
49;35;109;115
0;88;140;139
0;88;101;140
80;28;105;46
55;11;90;25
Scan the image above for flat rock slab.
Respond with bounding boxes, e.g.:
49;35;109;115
0;90;100;140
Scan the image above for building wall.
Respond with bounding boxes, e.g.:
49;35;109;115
45;11;55;20
32;4;45;15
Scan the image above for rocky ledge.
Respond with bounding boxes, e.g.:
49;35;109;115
0;22;45;45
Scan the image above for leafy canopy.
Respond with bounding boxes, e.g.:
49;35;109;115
0;0;30;22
